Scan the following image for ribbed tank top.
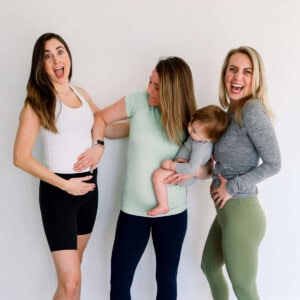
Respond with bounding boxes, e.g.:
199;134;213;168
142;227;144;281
41;85;94;173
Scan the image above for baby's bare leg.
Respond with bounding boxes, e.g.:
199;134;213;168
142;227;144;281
147;168;175;216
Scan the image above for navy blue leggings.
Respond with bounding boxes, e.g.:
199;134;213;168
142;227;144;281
110;210;187;300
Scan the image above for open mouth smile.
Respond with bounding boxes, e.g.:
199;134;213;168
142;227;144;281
231;83;244;94
54;66;64;78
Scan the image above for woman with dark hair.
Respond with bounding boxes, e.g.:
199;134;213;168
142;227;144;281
14;33;102;299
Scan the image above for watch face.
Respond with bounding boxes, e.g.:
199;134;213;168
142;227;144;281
95;140;104;146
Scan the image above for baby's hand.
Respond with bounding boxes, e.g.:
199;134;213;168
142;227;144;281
175;158;188;163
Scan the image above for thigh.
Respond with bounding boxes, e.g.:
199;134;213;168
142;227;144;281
77;184;98;235
201;216;224;272
221;200;266;290
77;234;91;262
111;212;151;282
152;210;187;263
52;250;81;282
152;211;187;299
39;180;78;251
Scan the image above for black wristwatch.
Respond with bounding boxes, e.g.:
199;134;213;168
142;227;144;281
93;140;105;147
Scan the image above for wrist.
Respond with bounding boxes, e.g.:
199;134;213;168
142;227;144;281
93;139;105;148
170;161;176;171
58;177;68;192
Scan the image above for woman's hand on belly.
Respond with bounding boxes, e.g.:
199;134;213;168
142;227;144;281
63;175;95;196
210;174;232;209
73;146;104;172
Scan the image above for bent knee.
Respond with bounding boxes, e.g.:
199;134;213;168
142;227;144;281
201;259;210;276
152;168;165;183
201;255;212;274
201;257;224;278
232;278;259;300
60;274;81;296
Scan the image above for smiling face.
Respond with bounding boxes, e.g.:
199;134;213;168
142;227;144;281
146;69;160;107
225;52;253;103
43;38;71;88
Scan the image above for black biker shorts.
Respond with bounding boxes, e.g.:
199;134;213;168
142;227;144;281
39;169;98;251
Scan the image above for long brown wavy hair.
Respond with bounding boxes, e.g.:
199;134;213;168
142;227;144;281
24;33;72;132
156;57;197;145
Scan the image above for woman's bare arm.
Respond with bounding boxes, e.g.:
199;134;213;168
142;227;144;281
74;97;128;170
105;122;130;139
14;104;95;195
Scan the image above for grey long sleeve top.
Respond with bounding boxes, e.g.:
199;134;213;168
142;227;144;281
212;99;281;198
175;137;213;187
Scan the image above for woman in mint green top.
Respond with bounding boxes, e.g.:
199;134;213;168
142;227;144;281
90;57;200;299
122;90;189;216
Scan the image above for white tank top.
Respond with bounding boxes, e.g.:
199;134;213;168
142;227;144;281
41;85;94;173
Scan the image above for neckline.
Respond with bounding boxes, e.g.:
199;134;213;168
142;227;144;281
57;85;83;109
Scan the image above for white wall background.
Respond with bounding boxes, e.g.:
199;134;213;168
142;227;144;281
1;0;299;299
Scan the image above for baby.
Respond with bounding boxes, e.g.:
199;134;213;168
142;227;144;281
147;105;229;216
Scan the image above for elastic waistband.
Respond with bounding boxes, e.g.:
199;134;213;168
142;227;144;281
217;196;260;210
55;168;97;180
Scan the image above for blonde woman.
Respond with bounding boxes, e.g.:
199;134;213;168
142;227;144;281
80;57;202;299
201;46;281;299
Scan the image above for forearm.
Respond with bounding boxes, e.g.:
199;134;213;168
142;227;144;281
14;155;67;190
92;111;106;141
175;157;211;176
175;139;213;175
176;162;198;175
195;162;213;180
226;159;281;196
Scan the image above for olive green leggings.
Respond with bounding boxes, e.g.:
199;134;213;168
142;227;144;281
201;197;266;300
